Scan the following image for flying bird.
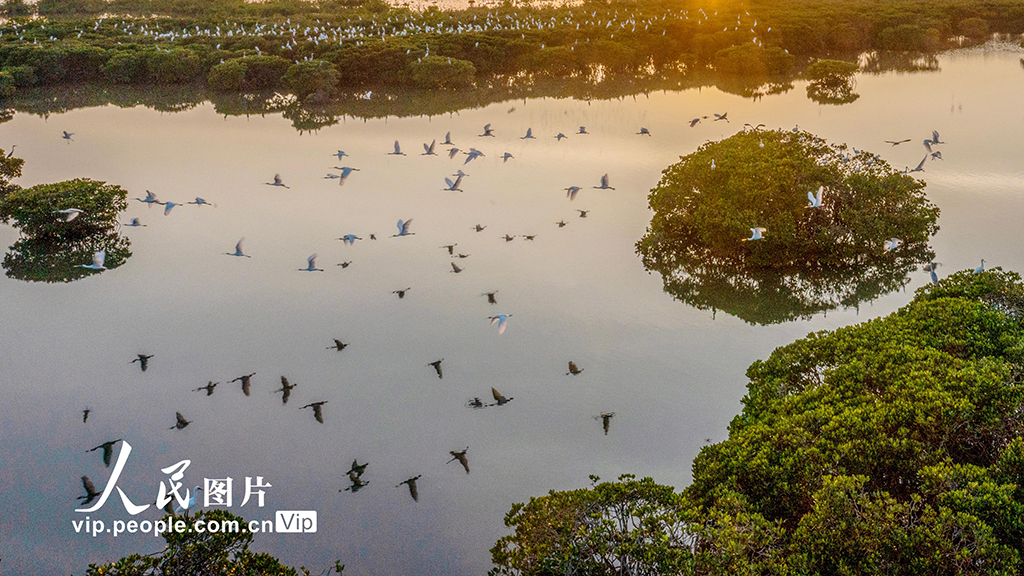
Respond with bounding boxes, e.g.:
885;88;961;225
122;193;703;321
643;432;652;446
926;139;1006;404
169;412;190;430
87;439;122;468
428;359;443;379
555;132;567;141
422;140;437;155
713;112;728;122
62;131;75;141
742;227;766;242
883;238;902;252
162;201;181;215
78;476;102;506
593;174;614;190
488;314;512;334
885;139;911;146
227;238;250;258
480;123;495;137
124;217;145;227
274;377;297;404
450;262;463;273
76;250;107;271
301;254;323;272
441;244;457;255
481;291;498;304
490;387;513;406
300;401;328;423
339;234;362;245
637;127;652;135
596;412;615;435
347;459;369;477
328;339;349;351
577;210;590;218
396;475;422;501
521;128;535;139
444;174;464;192
228;373;256;396
193;381;218;396
566;361;583;375
447;447;470;474
565;186;581;201
130;354;153;371
393;287;411;299
266;174;289;188
577;126;589;134
135;190;160;204
55;208;83;222
187;197;212;207
807;186;824;208
82;409;90;423
472;224;487;232
393;219;414;237
389;141;406;156
502;152;514;162
442;131;453;146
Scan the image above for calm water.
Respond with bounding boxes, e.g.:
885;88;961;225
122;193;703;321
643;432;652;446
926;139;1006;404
1;44;1023;575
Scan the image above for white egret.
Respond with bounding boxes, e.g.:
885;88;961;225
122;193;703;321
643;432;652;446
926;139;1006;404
339;234;362;245
389;140;406;156
807;186;823;208
393;219;414;237
442;131;453;146
162;201;180;215
448;147;461;159
593;174;614;190
422;140;437;155
444;175;464;191
227;238;250;257
77;250;107;270
480;123;495;137
135;190;160;204
883;238;902;252
301;254;323;271
742;227;766;241
488;314;512;334
565;186;581;201
187;197;212;207
713;112;728;122
55;208;83;221
333;150;348;159
62;131;74;141
974;259;986;274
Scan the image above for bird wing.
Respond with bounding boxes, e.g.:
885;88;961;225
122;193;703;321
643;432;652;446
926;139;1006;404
451;262;460;272
445;177;454;189
424;142;431;154
93;251;106;267
483;123;491;131
396;219;404;233
807;191;816;204
497;316;508;334
915;156;927;171
491;387;504;401
402;219;413;233
175;412;186;425
601;174;609;187
235;238;244;254
932;130;940;142
308;254;317;267
394;140;401;153
453;175;463;189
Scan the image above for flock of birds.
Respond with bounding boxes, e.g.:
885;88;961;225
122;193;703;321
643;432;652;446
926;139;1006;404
2;7;773;61
62;111;982;508
65;119;661;507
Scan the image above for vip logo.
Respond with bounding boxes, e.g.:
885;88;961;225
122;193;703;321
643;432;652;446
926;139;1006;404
275;511;317;533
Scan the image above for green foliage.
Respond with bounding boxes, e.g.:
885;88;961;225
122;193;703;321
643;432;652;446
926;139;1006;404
2;0;32;18
959;17;990;40
490;475;695;576
806;59;859;105
713;45;794;77
637;130;938;324
208;59;247;92
493;271;1024;574
283;59;340;100
0;147;23;198
240;55;290;90
877;25;942;52
146;48;202;84
409;56;476;90
3;233;131;282
0;178;127;241
84;511;306;575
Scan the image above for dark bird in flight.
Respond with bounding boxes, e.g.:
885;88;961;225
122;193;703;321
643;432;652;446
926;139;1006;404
472;224;486;232
87;439;122;467
454;253;471;259
466;397;484;409
428;359;443;379
346;459;369;477
577;210;590;218
396;475;422;502
193;381;218;396
82;409;90;423
502;234;515;242
450;262;463;274
566;361;583;376
481;291;498;304
130;354;154;372
521;235;536;241
328;339;349;351
447;447;470;474
337;261;352;268
229;373;256;396
556;220;567;228
885;139;911;146
300;401;328;423
490;387;513;406
78;476;102;506
393;287;411;299
342;470;369;493
596;412;615;435
440;244;457;255
275;377;297;404
169;412;190;430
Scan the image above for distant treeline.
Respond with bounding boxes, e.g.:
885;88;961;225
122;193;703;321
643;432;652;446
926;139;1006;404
0;0;1019;100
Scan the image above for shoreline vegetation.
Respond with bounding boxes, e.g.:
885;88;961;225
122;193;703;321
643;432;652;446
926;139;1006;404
0;0;1019;119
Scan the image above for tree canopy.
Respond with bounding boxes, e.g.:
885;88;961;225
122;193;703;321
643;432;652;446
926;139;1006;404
638;129;939;324
491;270;1024;575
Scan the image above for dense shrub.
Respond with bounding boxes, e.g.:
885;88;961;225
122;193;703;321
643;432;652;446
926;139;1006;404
959;17;991;40
409;56;475;90
283;59;340;99
877;24;942;52
0;178;127;241
146;48;202;84
240;55;289;89
208;59;247;92
713;44;793;76
101;50;150;84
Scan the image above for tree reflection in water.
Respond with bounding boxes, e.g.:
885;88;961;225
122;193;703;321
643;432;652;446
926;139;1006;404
638;130;938;325
3;232;131;283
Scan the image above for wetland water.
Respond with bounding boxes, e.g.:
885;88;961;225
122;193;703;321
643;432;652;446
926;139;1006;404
1;44;1023;575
